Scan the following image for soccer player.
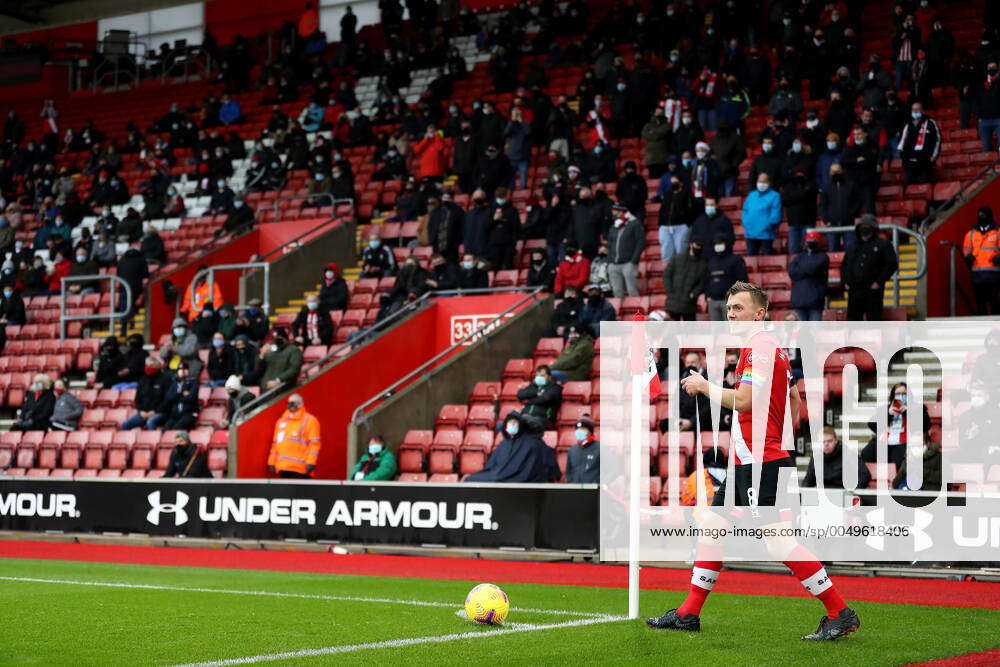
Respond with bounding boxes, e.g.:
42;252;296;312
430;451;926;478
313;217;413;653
646;282;860;640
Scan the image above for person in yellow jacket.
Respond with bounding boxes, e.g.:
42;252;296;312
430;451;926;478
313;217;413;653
963;206;1000;315
181;266;224;322
267;394;321;478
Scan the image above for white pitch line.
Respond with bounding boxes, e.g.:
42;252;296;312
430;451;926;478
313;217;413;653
176;615;627;667
0;576;612;618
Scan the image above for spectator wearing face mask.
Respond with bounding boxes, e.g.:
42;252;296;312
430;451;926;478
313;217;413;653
975;61;1000;152
842;126;880;214
672;111;704;156
549;326;595;383
151;362;200;430
704;235;748;321
472;144;513;199
191;303;220;349
820;163;859;253
259;327;304;391
689;197;734;256
588;245;612;295
235;298;269;343
606;203;644;297
688;142;720;203
769;77;804;120
565;415;600;483
12;373;56;431
553;242;591;295
741;173;781;256
579;283;617;337
221;196;254;235
161;317;203;378
163;431;212;478
49;377;83;431
215;302;238;340
486;187;520;270
140;221;166;264
582;140;618;185
616;161;648;219
293;294;334;347
517;364;562;427
424;253;460;291
360;231;397;278
351;435;398;481
452;123;478;192
207;332;237;387
207;179;235;215
268;393;321;478
892;14;921;91
816;133;843;193
546;283;583;337
897;102;940;185
664;240;707;321
230;335;261;386
114;333;147;389
318;263;348;311
220;374;254;428
642;106;673;179
963;206;1000;315
0;283;26;326
427;193;464;263
749;136;783;192
526;249;556;292
803;427;871;490
677;351;714;432
465;411;557;482
788;231;830;321
782;167;817;255
95;335;125;388
842;214;899;321
569;187;605;260
456;253;489;290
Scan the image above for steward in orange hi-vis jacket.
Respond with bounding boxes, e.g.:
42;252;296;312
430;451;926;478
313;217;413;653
267;394;321;477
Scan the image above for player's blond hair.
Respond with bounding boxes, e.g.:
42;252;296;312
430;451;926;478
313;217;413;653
725;281;769;312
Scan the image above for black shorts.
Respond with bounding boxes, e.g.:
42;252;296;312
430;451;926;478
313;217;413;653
711;457;794;508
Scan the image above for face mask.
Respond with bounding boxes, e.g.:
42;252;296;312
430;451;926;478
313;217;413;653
461;260;474;270
670;55;679;62
616;83;626;92
682;158;694;168
682;118;692;126
756;182;769;192
703;204;719;217
369;240;381;249
593;146;603;154
807;119;819;129
307;301;318;311
274;339;287;350
575;428;589;443
217;181;225;188
505;422;519;436
76;254;87;262
587;294;602;306
368;443;383;455
288;403;300;413
783;17;791;25
495;198;507;206
971;395;987;409
912;112;922;121
212;338;224;348
714;243;726;253
234;200;244;208
3;289;12;298
826;141;838;151
173;326;186;337
855;137;865;146
762;143;773;153
832;173;844;183
695;150;708;159
792;141;802;153
534;375;546;386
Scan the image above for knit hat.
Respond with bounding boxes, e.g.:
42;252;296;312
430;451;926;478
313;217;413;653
576;415;596;432
224;375;242;391
172;317;187;328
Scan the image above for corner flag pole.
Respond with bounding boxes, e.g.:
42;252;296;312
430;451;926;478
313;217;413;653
628;371;643;619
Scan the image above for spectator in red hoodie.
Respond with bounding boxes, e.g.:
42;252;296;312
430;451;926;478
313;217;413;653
553;241;591;295
411;126;447;182
46;250;72;295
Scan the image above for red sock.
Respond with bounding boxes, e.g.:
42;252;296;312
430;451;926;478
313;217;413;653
677;543;723;617
784;545;847;618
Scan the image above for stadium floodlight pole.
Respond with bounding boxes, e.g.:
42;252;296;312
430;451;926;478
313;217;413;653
628;371;644;620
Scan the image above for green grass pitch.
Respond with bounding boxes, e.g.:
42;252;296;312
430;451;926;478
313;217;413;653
2;557;998;665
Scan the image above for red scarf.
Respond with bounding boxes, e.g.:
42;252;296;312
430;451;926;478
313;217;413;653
698;74;717;98
914;119;928;151
577;434;595;447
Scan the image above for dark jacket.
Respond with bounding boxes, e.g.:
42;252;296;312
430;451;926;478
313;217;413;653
164;444;212;478
615;173;648;216
549;296;584;333
516;378;563;425
578;295;617;337
319;276;348;312
657;186;695;227
549;334;595;382
464;412;558;482
565;438;600;483
116;248;149;306
17;389;56;430
606;218;644;264
664;250;707;315
51;391;84;430
488;201;520;249
782;176;818;228
710;129;746;180
135;370;170;412
803;443;872;489
704;246;748;300
570;199;606;258
463;203;493;259
140;231;167;264
428;202;465;262
842;227;899;289
0;291;26;325
690;212;735;250
222;204;255;234
232;342;261;386
788;250;830;310
157;377;199;419
820;180;861;226
892;445;942;491
207;343;237;381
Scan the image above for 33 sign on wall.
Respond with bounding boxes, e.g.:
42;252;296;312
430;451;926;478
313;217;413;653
450;314;514;346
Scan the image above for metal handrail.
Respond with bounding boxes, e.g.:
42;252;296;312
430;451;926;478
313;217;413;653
939;241;977;317
350;286;545;425
806;223;927;308
158;46;213;83
189;263;271;319
256;215;347;262
265;194;354;223
231;293;436;424
59;274;132;341
918;154;1000;235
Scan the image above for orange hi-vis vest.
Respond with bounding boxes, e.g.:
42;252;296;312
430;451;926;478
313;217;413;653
963;227;1000;272
182;281;223;321
268;409;321;475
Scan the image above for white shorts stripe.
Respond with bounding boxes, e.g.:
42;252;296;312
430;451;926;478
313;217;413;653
691;567;720;591
800;568;833;595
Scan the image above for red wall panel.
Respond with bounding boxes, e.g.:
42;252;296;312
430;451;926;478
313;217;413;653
147;231;261;342
236;304;440;479
205;0;303;45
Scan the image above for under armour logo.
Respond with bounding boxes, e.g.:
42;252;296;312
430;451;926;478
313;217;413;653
146;490;190;526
